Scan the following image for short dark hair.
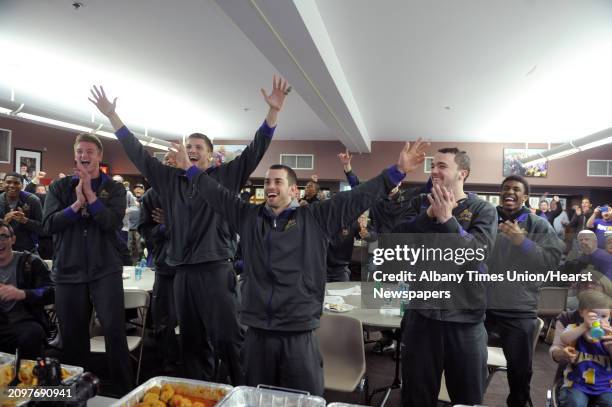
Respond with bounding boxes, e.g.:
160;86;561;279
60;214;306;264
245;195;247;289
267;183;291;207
4;172;23;183
501;175;530;196
306;180;320;193
74;133;103;153
0;220;14;236
269;164;297;186
437;148;470;180
188;133;213;153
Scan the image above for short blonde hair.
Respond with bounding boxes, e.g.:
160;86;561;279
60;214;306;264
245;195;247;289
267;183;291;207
74;133;103;154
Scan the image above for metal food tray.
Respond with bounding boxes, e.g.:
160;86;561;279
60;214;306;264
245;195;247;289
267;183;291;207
0;359;83;407
327;404;369;407
111;376;233;407
217;386;326;407
0;357;83;386
0;352;15;368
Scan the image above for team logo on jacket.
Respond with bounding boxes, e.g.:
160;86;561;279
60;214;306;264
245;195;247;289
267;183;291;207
99;190;110;199
21;203;30;213
457;209;473;223
342;228;349;236
284;219;297;231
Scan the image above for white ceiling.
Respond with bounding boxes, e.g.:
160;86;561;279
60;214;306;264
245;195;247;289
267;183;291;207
1;0;612;152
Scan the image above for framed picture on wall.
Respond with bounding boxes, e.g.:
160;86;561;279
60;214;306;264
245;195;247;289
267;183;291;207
0;129;11;164
14;148;42;179
503;148;548;177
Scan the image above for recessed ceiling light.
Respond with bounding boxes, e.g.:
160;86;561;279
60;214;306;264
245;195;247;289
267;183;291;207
444;106;452;110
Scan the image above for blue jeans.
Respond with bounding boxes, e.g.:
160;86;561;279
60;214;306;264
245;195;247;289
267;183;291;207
559;387;612;407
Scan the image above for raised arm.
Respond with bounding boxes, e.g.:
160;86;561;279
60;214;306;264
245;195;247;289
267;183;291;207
338;149;360;187
197;76;289;192
311;140;429;237
89;86;176;193
586;207;600;229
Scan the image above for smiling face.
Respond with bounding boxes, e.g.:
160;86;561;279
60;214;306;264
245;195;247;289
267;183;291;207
74;141;102;177
4;176;22;200
264;168;297;210
430;152;467;190
601;208;612;221
539;200;549;212
500;180;527;213
0;225;16;263
186;137;212;170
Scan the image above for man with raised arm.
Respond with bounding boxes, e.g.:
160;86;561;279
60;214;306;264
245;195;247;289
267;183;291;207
169;138;428;395
89;76;289;383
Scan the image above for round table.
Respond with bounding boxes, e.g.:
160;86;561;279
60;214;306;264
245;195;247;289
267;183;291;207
324;282;402;329
325;281;402;406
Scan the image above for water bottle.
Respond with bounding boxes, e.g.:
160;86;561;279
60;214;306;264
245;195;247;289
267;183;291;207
134;257;146;281
591;319;605;340
398;281;410;316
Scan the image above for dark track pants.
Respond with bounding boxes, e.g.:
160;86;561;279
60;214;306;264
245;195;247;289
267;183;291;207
174;261;244;384
152;271;179;371
0;319;46;359
55;273;133;396
401;311;488;407
485;313;539;407
242;328;324;396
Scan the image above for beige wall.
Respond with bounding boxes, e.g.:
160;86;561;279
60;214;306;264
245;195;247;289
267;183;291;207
2;115;611;191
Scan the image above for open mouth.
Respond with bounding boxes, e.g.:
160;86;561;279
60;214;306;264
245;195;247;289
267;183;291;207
188;156;199;163
503;196;517;204
266;192;278;199
79;160;91;168
0;245;9;254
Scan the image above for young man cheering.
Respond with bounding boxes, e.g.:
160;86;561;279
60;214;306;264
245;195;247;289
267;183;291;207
170;138;428;394
89;77;289;383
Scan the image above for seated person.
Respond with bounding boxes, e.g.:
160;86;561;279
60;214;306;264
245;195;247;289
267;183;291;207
564;230;612;310
558;290;612;406
0;220;54;358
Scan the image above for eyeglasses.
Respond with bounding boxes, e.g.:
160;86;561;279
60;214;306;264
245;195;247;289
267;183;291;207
0;234;13;241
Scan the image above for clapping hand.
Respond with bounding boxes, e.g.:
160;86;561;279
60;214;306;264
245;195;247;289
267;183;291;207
427;184;457;224
0;284;25;301
499;220;526;246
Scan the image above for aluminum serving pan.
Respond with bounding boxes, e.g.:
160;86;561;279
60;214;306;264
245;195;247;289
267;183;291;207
217;385;326;407
0;359;83;407
0;353;14;368
327;404;369;407
111;376;233;407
